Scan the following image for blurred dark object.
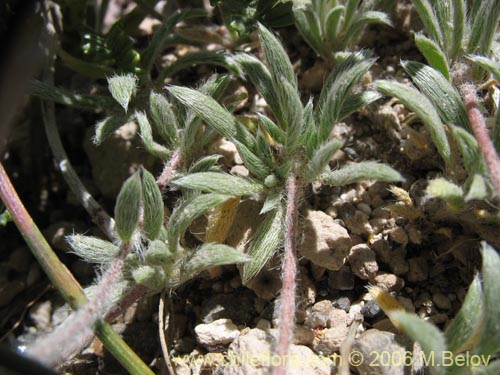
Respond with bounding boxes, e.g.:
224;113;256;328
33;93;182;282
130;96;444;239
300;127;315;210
0;344;60;375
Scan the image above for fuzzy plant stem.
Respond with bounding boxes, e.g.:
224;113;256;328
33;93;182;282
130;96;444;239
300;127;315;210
26;243;132;366
273;173;301;375
157;148;183;188
464;93;500;199
0;162;154;375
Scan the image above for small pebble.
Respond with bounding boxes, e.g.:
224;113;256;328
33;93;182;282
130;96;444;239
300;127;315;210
194;318;240;347
332;297;351;312
361;300;381;318
328;265;355;291
432;292;451;310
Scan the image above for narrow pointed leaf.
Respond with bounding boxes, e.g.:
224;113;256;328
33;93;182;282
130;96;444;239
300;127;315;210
93;115;130;145
107;74;138;112
172;172;266;195
257;114;286;145
414;34;450;80
115;171;142;241
375;79;451;165
235;142;272;179
293;5;324;58
411;0;443;47
167;86;236;141
167;193;232;248
465;175;489;202
402;61;470;131
304;139;344;182
391;311;447;375
321;161;403;186
344;11;393;47
188;155;223;173
445;274;483;353
149;92;178;145
339;91;383;120
467;55;500;83
141;168;164;240
135;111;171;159
451;0;465;59
182;243;250;280
260;191;282;215
242;206;284;283
324;5;344;44
258;23;296;88
67;235;120;264
426;178;465;210
451;126;485;176
473;242;500;356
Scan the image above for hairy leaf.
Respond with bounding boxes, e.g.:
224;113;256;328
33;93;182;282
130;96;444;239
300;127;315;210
141;168;164;240
321;161;403;186
115;171;142;241
149;92;178;145
135;111;171;159
107;74;138;112
426;178;465;210
414;34;450;80
304;139;344;182
172;172;266;195
67;235;120;264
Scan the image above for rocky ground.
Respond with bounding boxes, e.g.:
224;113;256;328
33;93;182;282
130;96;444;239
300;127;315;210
0;1;495;375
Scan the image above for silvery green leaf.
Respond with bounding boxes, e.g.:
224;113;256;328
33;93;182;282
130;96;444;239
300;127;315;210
414;34;450;81
411;0;443;48
235;142;272;180
451;126;485;176
445;274;483;353
107;74;138;112
257;114;286;145
451;0;465;59
30;80;115;110
141;169;164;240
167;193;231;249
260;191;282;215
182;243;250;280
258;23;296;89
132;265;166;291
466;55;500;83
167;86;236;141
324;5;344;44
339;91;383;120
319;56;376;142
375;79;451;165
468;0;500;55
234;54;281;121
242;206;284;283
115;171;142;242
255;131;274;166
93;115;129;145
188;155;223;173
473;242;500;356
342;0;359;32
304;139;344;182
172;172;266;195
426;178;465;210
321;161;403;186
344;11;393;48
465;174;489;202
145;240;174;265
160;51;242;79
402;61;469;131
135;111;171;159
391;311;447;375
293;4;324;58
67;234;119;264
276;79;303;151
149;92;178;145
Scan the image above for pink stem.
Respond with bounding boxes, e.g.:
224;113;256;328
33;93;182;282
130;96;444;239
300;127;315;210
157;149;183;189
273;173;301;375
465;94;500;199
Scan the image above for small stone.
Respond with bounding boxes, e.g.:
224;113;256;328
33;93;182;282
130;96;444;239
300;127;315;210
194;318;240;347
353;329;413;375
332;297;351;312
294;326;315;345
407;257;429;282
312;325;349;354
396;296;415;313
230;165;250;177
343;210;372;237
389;227;408;246
328;265;355;290
255;319;271;331
229;276;242;289
361;300;381;318
371;272;404;292
208;137;240;167
432;293;451;310
348;244;378;280
357;203;372;216
299;209;351;271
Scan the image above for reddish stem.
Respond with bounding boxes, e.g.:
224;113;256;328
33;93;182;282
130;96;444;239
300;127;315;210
157;149;183;189
273;173;301;375
465;95;500;199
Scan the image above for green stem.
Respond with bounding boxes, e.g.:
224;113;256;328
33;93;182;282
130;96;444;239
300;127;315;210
0;162;154;375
